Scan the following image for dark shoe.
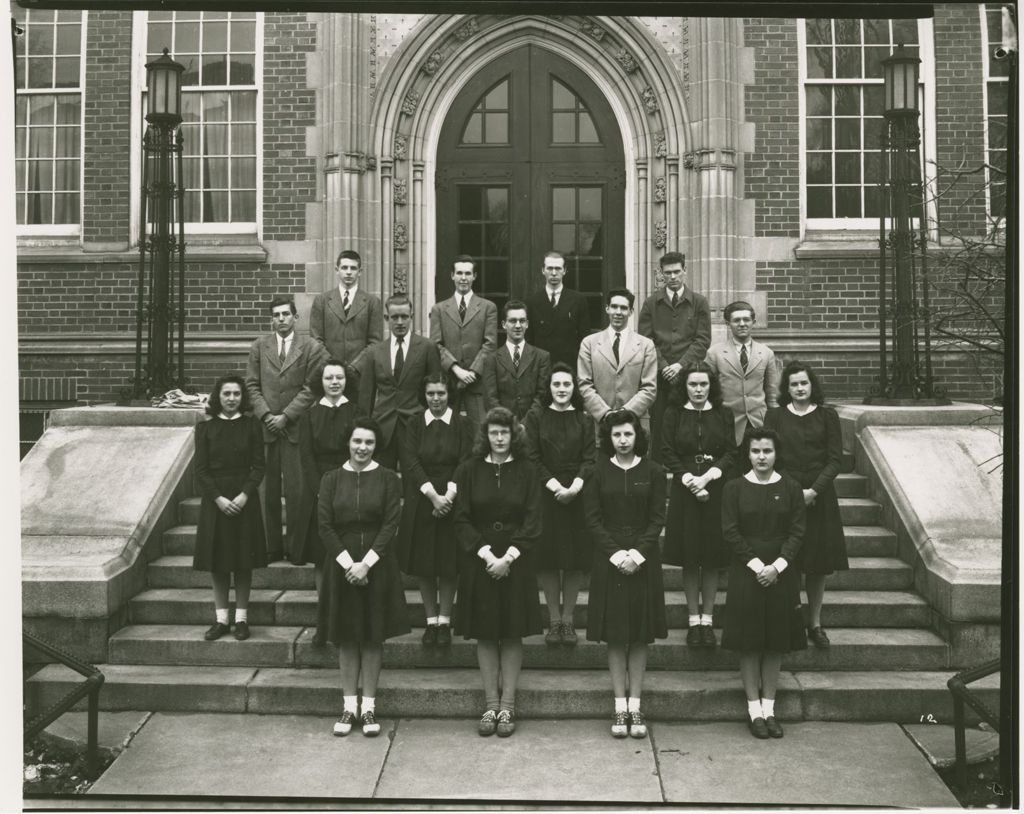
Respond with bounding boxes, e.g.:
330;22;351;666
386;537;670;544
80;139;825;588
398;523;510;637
686;625;702;646
629;710;647;738
478;709;498;737
204;622;230;641
808;626;831;648
748;717;770;739
333;711;356;736
561;622;578;646
700;624;717;648
545;622;563;646
311;629;326;648
611;711;629;738
233;621;250;641
435;623;452;646
361;710;381;737
421;625;438;646
496;709;516;737
765;716;784;738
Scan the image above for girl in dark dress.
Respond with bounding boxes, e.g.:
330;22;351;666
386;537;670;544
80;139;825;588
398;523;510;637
453;407;543;738
584;409;668;739
524;363;595;646
721;428;806;739
764;362;848;648
398;372;473;646
661;362;736;648
192;375;267;642
293;359;361;645
318;418;409;738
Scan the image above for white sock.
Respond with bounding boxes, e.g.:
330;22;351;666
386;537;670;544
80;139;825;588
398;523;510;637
426;616;438;626
234;609;248;624
688;614;700;628
215;608;229;625
700;613;713;626
761;697;775;718
437;615;450;625
747;700;763;721
361;696;375;714
627;696;641;713
614;697;627;713
343;695;358;715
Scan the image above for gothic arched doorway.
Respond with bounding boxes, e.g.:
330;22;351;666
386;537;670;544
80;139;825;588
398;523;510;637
435;45;625;327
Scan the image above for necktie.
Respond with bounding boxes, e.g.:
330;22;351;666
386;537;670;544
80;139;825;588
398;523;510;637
550;292;557;308
279;337;287;365
342;290;350;314
612;332;620;365
740;345;748;372
459;296;467;322
512;343;521;372
671;291;678;308
394;337;404;381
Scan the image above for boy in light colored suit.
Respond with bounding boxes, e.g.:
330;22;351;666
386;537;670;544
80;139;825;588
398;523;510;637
309;249;383;368
705;300;780;446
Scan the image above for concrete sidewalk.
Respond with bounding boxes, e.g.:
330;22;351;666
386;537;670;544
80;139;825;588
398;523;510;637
26;711;961;807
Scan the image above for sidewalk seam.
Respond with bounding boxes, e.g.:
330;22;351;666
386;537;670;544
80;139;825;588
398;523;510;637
371;717;399;798
649;723;668;803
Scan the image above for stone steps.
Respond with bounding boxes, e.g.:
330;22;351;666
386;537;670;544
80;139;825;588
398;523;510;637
105;623;949;671
130;586;930;630
27;663;999;724
144;555;913;593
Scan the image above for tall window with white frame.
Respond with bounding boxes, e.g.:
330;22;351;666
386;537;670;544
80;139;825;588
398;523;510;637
981;4;1008;220
145;11;259;231
802;18;928;228
13;9;85;232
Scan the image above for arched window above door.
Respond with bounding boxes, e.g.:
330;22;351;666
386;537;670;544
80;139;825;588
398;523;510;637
551;78;600;144
460;77;510;145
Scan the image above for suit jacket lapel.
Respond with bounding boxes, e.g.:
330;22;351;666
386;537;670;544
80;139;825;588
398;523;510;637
596;335;617;369
618;336;642;369
464;296;482;325
346;290;368;321
497;346;514;375
279;334;301;372
266;335;283;371
398;335;424;385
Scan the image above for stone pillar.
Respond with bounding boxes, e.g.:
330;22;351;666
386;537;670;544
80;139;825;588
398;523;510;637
685;18;753;321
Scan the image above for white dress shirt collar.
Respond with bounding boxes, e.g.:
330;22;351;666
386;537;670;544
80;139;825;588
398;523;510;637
605;325;631;342
338;283;358;300
217;412;242;420
424;407;453;425
484;453;514;464
610;455;642;470
342;459;379;472
683;401;714;411
744;470;781;484
318;395;350;407
506;339;524;356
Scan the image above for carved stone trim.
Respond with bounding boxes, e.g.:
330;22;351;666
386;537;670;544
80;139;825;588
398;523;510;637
685;148;738;171
422;49;445;76
654;220;667;249
401;89;420;116
654;177;666;203
454;18;478;41
614;48;639;73
394;134;408;160
369;15;378;98
654;133;667;158
641;86;659;114
393;178;408;206
393;264;408;294
343;152;375;174
394;222;408;251
580;19;606;41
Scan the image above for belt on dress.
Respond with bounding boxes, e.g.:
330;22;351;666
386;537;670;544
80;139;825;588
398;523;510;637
487;521;519;532
607;524;639;535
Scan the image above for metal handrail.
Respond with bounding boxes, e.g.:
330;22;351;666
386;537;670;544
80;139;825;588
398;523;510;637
23;631;105;778
947;658;1001;790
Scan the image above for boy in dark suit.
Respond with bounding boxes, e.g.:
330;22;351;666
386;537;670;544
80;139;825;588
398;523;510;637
309;249;383;368
524;251;590;369
483;300;551;422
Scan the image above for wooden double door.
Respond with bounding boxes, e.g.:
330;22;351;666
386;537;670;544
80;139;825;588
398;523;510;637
436;45;625;328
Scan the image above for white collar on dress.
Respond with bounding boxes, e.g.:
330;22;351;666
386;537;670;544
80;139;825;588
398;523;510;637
548;403;576;412
342;460;379;472
683;401;713;411
786;402;818;415
217;412;242;420
424;407;453;425
319;395;350;407
744;470;781;484
485;453;514;464
611;455;642;470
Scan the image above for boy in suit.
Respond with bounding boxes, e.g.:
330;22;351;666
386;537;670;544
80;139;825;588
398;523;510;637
705;300;781;446
359;294;442;469
638;251;712;461
309;249;383;368
524;251;590;369
428;255;498;427
483;300;551;422
245;295;329;561
578;288;658;426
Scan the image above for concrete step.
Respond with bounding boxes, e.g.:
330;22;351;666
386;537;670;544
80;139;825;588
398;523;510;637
179;497;201;525
27;664;998;724
833;472;867;498
838;498;881;526
146;555;910;594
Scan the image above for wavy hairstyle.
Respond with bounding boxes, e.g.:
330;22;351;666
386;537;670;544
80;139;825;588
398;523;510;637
667;361;722;409
206;374;250;416
417;370;454;409
598;408;649;457
539;362;584;410
740;426;782;470
343;416;383;447
472;406;527;458
310;358;360;404
778;360;826;406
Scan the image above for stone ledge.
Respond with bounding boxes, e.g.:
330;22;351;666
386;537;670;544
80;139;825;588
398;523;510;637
48;405;205;428
18;244;268;265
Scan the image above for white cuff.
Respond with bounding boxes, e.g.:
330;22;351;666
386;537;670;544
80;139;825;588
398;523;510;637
419;482;435;496
477;545;493;561
447;481;457;495
628;548;646;566
609;550;629;566
771;557;788;574
546;478;562;493
505;546;521;561
747;557;766;574
571;477;584;491
706;467;722;481
337;551;355;569
362;549;380;569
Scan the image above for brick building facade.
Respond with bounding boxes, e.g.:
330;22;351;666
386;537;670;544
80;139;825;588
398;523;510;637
15;9;1006;442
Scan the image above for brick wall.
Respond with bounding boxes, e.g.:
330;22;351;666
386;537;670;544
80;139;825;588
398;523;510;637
758;258;881;331
262;13;318;241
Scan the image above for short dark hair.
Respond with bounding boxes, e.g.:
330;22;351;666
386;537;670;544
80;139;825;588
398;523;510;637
606;287;635;308
503;299;528;320
310;358;360;403
385;293;414;313
206;374;250;416
472;406;527;458
539;362;584;410
724;300;756;322
269;295;297;316
598;408;649;457
668;361;722;409
451;254;476;271
417;371;453;408
335;249;361;267
345;416;383;447
542;251;564;264
659;251;686;268
741;426;781;462
778;360;826;406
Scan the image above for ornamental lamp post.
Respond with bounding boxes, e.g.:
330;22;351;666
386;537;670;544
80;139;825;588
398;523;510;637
123;48;189;403
865;44;948;405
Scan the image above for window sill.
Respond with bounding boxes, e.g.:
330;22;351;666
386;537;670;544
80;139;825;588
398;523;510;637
17;242;269;265
795;231;880;259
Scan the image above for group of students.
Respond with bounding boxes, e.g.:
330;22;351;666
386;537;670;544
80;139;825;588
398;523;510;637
190;248;848;742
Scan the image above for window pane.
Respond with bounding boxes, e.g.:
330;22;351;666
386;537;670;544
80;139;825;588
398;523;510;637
484;260;509;292
552;187;575;219
988;82;1008;115
807;153;832;184
181;57;200;87
458;186;481;220
229;54;255;85
203;21;228;52
30;95;55;124
202;53;228;85
578;222;602;255
181;94;202;125
892;19;918;45
833;19;860;45
864;85;885;115
552;224;575;254
807;186;832;217
806;47;833;79
864;152;881;185
29;25;54;55
485;80;508;109
54;127;79;157
835;153;860;183
231;190;256;221
54;56;80;87
203;190;229;222
484;112;508;143
863;186;882;218
835;187;861;217
462;113;482;144
55;95;80;125
579;187;602;220
834;85;859;115
53;192;78;222
204;157;229;188
28;57;52;88
29;128;54;158
205;124;228;155
485;187;508;220
835;120;861;149
55;23;80;54
27;160;53;191
834;47;862;78
26;193;52;224
863;118;884;148
805;86;831;116
184;190;201;220
806;119;832;150
231;124;256;154
204;92;229;121
805;19;832;44
552;78;574;108
864;46;889;79
148;22;172;52
183;157;201;189
177;22;200;53
862;19;889;44
552;112;575;143
485;224;509;255
458;224;483;255
578;112;599;143
232;157;256;188
230;21;256;51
